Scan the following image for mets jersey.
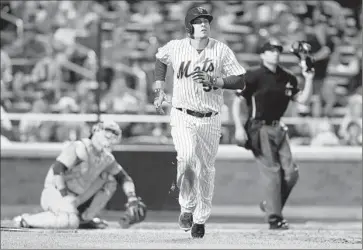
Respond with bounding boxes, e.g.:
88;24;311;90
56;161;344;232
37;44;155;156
156;38;246;113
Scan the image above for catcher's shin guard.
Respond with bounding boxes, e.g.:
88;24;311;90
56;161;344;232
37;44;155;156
80;176;117;221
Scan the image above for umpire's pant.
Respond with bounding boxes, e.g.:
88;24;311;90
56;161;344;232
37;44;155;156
251;122;299;219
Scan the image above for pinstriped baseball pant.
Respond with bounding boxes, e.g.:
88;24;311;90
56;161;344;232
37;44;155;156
170;107;221;224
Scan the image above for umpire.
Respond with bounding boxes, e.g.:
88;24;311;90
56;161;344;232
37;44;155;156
232;39;315;229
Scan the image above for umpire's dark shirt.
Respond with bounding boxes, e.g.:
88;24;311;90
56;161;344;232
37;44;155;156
236;65;299;121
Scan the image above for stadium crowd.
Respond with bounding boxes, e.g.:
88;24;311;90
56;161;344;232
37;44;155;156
0;0;361;146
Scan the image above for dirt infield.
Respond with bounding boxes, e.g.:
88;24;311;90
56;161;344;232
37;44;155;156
1;221;362;249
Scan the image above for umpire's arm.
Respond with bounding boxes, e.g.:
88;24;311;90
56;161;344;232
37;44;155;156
232;70;256;130
291;62;315;105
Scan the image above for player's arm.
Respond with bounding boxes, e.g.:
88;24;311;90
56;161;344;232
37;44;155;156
53;141;85;196
153;41;175;113
109;162;137;201
193;45;246;90
291;62;315;105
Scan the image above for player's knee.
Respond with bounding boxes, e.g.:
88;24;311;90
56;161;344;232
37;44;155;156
102;175;117;197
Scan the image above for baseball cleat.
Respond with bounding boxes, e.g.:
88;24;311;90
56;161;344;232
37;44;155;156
268;216;289;230
178;212;193;231
191;223;205;238
13;214;31;228
78;217;108;229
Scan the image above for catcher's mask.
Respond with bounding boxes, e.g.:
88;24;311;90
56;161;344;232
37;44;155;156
90;120;122;151
185;7;213;37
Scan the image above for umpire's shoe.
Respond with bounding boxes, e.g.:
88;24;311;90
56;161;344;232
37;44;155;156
178;212;193;231
191;223;205;238
268;215;289;230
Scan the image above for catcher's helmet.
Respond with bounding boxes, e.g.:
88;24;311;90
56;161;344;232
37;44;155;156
185;7;213;35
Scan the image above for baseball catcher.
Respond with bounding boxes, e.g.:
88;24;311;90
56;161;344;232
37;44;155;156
13;120;147;229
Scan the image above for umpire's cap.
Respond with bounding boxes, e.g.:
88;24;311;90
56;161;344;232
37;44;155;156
185;7;213;35
258;39;283;54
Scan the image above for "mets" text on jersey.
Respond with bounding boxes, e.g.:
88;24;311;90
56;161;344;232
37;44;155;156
177;58;215;79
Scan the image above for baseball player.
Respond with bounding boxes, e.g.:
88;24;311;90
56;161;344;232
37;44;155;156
13;120;147;229
153;7;246;238
231;40;315;229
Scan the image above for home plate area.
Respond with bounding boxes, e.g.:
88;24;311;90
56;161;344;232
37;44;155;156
1;220;362;249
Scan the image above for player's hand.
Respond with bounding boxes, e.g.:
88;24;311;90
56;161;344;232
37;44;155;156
300;60;315;80
153;89;167;114
235;127;248;147
192;71;215;86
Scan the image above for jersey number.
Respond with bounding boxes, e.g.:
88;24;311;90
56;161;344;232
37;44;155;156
202;84;218;92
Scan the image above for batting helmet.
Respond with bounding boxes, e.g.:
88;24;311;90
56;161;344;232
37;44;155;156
185;7;213;36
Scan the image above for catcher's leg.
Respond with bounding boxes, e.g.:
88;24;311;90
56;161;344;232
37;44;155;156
193;115;221;224
278;134;299;209
170;108;198;213
80;174;117;221
14;187;79;229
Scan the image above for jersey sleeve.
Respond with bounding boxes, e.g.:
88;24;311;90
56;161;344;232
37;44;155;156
221;45;246;77
235;70;257;103
155;40;175;65
56;141;87;168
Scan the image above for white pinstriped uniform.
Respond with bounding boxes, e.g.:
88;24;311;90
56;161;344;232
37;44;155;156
156;37;245;224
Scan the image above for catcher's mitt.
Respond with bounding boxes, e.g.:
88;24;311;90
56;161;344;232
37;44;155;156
119;197;147;229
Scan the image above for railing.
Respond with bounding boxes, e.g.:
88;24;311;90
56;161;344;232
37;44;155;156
5;113;344;125
0;10;24;44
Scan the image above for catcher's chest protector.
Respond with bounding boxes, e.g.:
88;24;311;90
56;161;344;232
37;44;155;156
65;139;115;195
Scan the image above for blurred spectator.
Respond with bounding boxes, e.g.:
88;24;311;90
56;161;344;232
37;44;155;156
1;49;13;110
310;119;340;146
322;47;362;116
1;49;13;85
338;94;362;144
1;105;14;141
75;80;98;113
18;98;53;142
340;121;362;146
101;76;142;114
129;1;163;25
53;96;89;142
306;17;335;96
289;121;313;146
21;44;64;96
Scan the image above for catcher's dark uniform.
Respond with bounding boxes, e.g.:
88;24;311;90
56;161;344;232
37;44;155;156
236;64;300;226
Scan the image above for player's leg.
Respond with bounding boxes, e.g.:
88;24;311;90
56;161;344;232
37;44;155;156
79;173;117;222
192;116;221;226
14;187;79;229
277;133;299;209
170;109;198;214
